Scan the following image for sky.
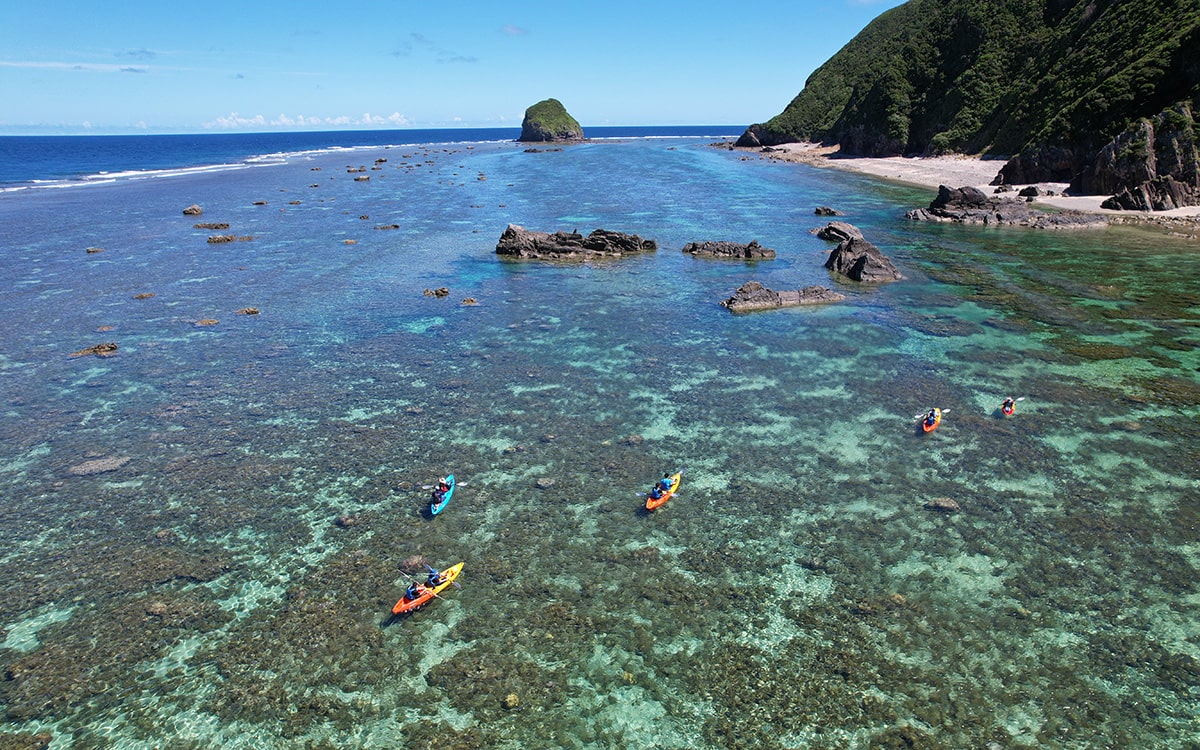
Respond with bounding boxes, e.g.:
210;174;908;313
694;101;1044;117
0;0;907;135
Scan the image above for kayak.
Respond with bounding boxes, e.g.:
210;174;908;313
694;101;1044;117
392;561;464;615
1001;402;1015;416
645;472;682;511
921;408;942;433
430;474;455;516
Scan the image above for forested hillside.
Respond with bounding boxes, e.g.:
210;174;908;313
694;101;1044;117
737;0;1200;206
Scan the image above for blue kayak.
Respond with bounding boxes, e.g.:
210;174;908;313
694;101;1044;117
430;474;455;516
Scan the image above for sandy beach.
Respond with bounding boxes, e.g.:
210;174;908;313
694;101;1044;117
758;142;1200;222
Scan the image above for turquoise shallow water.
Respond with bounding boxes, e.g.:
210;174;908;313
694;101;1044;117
0;136;1198;749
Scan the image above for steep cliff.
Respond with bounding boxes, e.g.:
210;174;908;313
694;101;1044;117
739;0;1200;207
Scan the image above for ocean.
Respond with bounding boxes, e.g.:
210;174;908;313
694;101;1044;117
0;127;1197;749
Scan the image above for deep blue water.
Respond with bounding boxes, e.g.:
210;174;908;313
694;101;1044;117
0;126;740;187
0;129;1197;749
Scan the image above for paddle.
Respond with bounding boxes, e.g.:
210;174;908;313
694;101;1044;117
1001;396;1025;413
426;563;462;589
400;570;451;601
913;408;949;421
421;481;467;490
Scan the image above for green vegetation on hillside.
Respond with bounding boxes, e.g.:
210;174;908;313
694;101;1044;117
742;0;1200;176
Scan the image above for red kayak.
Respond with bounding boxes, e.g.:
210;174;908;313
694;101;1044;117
921;408;942;433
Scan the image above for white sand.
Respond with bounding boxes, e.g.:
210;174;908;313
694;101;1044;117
763;143;1200;219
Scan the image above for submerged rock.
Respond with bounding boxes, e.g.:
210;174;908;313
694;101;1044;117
925;497;961;512
721;281;845;312
67;456;131;476
495;224;656;259
825;237;903;282
682;240;776;259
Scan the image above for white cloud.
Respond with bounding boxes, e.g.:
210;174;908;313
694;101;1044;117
205;111;412;130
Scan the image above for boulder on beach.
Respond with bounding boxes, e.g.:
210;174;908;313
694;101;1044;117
496;224;656;259
906;185;1105;227
682;240;775;259
825;237;903;282
720;281;845;312
517;98;584;143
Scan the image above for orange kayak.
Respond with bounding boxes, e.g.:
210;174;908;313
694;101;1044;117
921;408;942;433
392;562;464;615
645;472;682;511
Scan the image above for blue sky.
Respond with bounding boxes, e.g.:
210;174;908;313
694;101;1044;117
0;0;906;134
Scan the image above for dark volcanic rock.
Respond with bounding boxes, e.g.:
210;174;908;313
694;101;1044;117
681;240;775;259
496;224;656;259
906;185;1106;228
814;221;864;242
825;237;903;282
1101;175;1197;211
721;281;845;312
1076;101;1200;211
814;206;843;216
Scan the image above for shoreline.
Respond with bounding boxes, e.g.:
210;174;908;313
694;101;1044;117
749;142;1200;226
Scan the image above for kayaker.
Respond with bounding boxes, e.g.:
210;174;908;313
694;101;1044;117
648;484;664;500
657;473;674;493
924;409;938;427
426;569;442;587
434;477;450;497
1002;397;1015;412
405;582;423;600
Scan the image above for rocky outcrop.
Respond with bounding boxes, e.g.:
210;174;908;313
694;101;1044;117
70;342;118;358
905;185;1106;228
182;204;202;216
721;281;845;312
518;98;584;143
825;237;903;282
1076;101;1200;211
814;221;864;243
682;240;775;259
495;224;656;259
